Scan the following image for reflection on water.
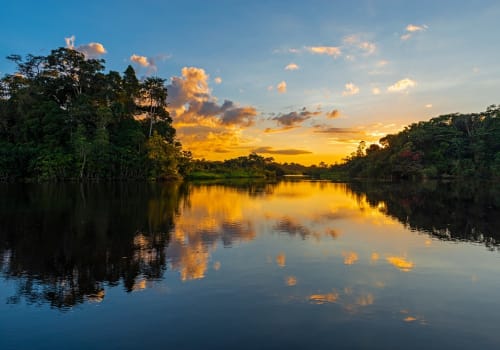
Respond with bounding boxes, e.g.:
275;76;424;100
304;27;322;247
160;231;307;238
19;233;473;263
1;180;499;309
1;180;500;349
348;181;500;248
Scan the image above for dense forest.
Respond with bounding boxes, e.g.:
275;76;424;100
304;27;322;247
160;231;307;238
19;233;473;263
0;48;191;181
330;105;500;180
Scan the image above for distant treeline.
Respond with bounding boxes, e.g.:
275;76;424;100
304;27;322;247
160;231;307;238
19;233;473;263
327;105;500;180
0;47;191;181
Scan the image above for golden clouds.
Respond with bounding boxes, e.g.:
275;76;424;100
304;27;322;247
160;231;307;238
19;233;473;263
167;66;258;158
252;146;312;155
168;67;257;126
285;63;299;71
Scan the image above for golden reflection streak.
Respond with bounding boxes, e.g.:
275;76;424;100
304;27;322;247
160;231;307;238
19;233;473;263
404;316;417;322
87;290;105;303
386;256;414;272
342;251;358;265
309;293;339;304
276;252;286;267
286;276;297;286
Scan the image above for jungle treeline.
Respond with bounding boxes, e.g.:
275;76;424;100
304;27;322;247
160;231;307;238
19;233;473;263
328;105;500;180
0;47;192;181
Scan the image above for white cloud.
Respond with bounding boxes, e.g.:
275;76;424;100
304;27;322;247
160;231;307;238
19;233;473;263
358;41;376;55
372;87;381;95
425;104;433;108
65;35;75;49
342;82;359;96
406;24;427;32
307;46;342;58
64;35;107;58
214;77;222;84
387;78;417;92
400;33;412;41
285;63;299;71
277;81;287;93
401;24;428;40
343;35;376;55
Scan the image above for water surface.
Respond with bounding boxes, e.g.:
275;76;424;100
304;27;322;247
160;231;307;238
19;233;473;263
1;181;499;349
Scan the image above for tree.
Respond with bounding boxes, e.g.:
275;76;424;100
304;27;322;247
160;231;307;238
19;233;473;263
140;77;169;138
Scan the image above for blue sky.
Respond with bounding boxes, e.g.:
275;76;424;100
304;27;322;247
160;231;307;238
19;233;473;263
1;0;499;163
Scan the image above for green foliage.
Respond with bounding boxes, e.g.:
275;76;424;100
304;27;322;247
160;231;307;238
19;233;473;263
332;105;500;180
188;153;276;179
0;47;189;181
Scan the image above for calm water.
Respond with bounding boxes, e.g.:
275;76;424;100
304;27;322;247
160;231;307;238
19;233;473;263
1;180;500;349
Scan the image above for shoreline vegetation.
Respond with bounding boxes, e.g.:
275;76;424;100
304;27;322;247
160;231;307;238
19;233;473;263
1;47;499;182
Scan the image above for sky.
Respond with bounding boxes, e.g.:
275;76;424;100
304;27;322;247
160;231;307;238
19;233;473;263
1;0;499;164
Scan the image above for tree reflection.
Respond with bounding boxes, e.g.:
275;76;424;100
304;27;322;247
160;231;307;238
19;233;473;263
0;183;187;309
347;181;500;249
0;181;277;309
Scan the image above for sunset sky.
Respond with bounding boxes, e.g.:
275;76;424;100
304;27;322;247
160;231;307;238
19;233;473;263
1;0;499;164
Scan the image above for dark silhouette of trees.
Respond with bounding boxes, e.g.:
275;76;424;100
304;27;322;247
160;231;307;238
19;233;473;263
0;47;186;181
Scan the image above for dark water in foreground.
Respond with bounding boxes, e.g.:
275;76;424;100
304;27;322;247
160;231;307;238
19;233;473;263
1;180;500;349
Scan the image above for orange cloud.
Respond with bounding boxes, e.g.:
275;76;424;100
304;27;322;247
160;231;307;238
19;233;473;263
286;276;297;286
277;81;287;93
168;67;257;128
252;146;312;155
327;109;340;119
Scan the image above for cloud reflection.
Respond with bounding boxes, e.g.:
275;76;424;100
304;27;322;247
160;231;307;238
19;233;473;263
386;256;414;272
